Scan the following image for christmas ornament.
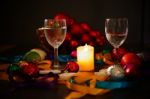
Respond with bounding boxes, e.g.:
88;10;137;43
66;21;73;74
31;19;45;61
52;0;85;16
21;62;39;76
64;61;79;72
70;50;77;58
107;65;125;79
111;47;127;59
123;64;139;76
23;49;46;63
121;53;141;67
54;13;75;26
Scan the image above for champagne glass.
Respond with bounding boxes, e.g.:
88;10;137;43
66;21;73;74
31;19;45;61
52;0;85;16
44;19;67;72
105;18;128;75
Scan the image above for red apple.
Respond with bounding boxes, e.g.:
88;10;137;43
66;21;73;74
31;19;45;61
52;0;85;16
121;53;141;67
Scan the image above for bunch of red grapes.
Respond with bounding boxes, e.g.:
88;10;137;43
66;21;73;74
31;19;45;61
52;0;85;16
54;13;106;54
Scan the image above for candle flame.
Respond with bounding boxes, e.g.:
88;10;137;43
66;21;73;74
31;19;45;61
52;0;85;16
84;44;88;52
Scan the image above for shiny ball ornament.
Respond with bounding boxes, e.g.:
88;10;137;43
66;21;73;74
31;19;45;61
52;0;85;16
107;65;125;79
22;63;39;76
70;50;77;58
64;61;79;72
111;47;127;59
121;53;141;67
123;64;139;76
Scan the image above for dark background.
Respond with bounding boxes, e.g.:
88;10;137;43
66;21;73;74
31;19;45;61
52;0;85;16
0;0;149;51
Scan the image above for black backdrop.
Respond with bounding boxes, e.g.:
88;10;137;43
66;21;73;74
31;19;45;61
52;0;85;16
0;0;149;51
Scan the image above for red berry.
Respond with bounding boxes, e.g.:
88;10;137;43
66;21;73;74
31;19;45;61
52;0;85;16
54;13;75;26
70;40;79;48
70;23;84;36
82;34;90;43
80;22;92;32
89;31;97;38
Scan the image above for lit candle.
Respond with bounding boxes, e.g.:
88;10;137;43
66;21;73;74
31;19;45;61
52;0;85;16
77;44;94;72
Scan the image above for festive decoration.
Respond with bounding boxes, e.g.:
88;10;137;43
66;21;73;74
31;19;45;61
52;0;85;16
111;47;127;60
64;61;79;72
23;48;47;63
70;50;77;58
21;62;39;76
121;53;141;67
107;65;125;79
37;13;106;53
95;51;114;66
123;64;139;76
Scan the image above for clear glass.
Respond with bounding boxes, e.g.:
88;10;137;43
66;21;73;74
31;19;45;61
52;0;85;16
44;19;67;71
105;18;128;64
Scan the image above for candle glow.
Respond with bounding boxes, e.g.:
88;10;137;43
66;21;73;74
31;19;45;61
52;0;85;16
77;44;94;72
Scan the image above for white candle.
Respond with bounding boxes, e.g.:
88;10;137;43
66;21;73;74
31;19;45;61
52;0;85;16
77;44;94;72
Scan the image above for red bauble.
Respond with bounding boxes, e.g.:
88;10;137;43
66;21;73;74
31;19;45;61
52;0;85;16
22;63;39;76
54;13;75;26
111;47;127;59
123;64;139;76
70;40;79;49
121;53;141;67
80;22;92;32
70;23;84;37
89;30;98;38
64;61;79;72
70;50;77;58
82;34;90;43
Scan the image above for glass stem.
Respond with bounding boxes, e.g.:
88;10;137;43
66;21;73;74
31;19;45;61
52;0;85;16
114;48;119;65
54;47;59;68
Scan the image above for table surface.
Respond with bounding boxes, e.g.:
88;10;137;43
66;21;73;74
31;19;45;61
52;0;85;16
0;45;150;99
0;78;150;99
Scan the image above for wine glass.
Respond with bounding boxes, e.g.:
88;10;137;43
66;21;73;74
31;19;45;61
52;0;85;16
44;19;67;72
105;18;128;75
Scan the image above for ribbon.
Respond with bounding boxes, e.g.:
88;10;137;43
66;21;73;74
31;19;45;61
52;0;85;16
61;70;133;99
62;71;110;99
96;53;114;65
